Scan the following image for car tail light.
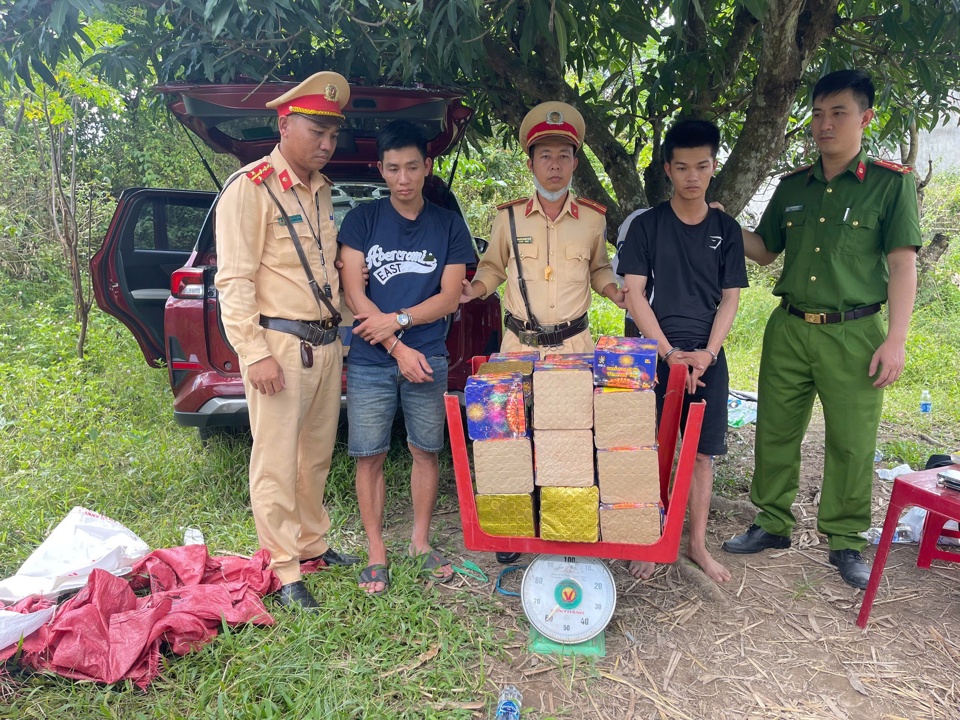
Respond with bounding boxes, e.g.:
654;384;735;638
171;268;205;299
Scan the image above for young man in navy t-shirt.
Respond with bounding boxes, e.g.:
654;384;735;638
617;119;748;584
339;120;475;595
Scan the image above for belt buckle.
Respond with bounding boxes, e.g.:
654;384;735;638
804;312;826;324
518;329;540;347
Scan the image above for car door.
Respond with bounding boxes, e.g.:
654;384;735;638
91;188;215;366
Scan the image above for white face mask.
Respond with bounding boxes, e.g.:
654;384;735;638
532;176;570;203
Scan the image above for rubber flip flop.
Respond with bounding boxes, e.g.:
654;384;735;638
411;549;455;583
358;564;390;596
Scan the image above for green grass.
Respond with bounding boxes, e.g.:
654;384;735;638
3;243;960;715
0;284;513;719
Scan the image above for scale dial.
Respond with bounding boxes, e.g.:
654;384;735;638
520;554;616;644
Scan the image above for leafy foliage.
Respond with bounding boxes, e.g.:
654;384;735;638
2;0;959;226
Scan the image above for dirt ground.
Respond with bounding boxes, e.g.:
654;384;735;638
426;419;960;720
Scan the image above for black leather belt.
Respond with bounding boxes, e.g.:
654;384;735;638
780;299;882;325
260;316;339;345
504;312;589;347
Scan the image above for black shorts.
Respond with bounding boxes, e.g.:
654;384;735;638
653;347;729;456
624;317;641;338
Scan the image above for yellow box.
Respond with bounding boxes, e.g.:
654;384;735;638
476;493;536;537
540;486;599;542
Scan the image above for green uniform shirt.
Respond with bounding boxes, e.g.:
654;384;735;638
757;148;921;313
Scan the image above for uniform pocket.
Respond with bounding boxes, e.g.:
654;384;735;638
510;242;540;280
835;211;879;255
781;212;807;254
564;244;591;284
264;223;304;267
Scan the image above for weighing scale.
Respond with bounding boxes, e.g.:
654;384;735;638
519;554;616;656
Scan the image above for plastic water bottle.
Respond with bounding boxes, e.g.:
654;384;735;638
920;389;932;418
494;685;522;719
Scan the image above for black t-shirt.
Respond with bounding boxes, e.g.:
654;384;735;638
616;201;748;346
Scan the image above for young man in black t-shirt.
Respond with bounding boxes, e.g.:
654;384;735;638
617;119;749;583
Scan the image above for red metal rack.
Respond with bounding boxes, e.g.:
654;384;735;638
444;361;704;562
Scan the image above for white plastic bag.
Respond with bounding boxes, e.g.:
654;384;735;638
0;606;56;654
727;391;758;428
0;506;150;603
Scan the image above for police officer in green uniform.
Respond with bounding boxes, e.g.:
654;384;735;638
723;70;921;589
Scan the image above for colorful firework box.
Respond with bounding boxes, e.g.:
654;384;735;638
543;353;595;365
477;360;533;406
539;486;599;542
532;367;594;430
593;387;657;449
599;502;662;544
472;437;534;494
465;373;529;440
596;447;659;503
489;351;541;363
593;336;658;390
476;493;536;537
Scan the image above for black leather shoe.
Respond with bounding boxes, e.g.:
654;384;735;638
829;549;871;589
275;581;320;609
302;547;361;566
721;524;791;554
496;552;521;564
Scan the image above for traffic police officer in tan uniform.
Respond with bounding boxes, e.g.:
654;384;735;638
216;71;359;609
461;101;626;356
724;70;922;589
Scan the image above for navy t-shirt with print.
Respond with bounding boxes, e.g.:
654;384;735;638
616;202;748;347
338;197;475;365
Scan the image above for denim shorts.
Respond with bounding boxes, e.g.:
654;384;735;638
346;355;448;457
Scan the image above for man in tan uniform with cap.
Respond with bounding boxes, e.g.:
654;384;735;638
215;71;359;609
461;102;625;563
461;101;626;355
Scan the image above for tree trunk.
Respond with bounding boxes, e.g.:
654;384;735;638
709;0;840;216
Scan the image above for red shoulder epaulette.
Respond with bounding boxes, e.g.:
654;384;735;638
781;165;812;179
872;159;912;174
245;160;275;185
496;198;528;211
576;197;607;215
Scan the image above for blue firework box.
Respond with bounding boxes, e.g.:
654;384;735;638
593;336;658;390
465;372;529;440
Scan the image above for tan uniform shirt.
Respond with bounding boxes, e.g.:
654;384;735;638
473;193;618;326
215;147;340;365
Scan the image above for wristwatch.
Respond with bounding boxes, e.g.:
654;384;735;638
396;310;411;328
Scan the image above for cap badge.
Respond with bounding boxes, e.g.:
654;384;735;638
324;84;338;101
546;110;564;125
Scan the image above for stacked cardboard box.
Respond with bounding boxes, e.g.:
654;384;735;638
469;336;663;546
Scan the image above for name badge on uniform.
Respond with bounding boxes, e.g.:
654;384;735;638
516;236;533;244
785;205;804;213
278;214;304;225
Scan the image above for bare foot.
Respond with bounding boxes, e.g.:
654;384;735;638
628;561;656;579
686;545;731;583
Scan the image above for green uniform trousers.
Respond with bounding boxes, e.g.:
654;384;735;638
752;306;885;551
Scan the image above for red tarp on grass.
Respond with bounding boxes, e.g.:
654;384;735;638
1;546;281;688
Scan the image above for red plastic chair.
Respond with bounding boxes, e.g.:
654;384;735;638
857;465;960;628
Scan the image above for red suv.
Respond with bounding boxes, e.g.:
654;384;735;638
91;82;502;439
